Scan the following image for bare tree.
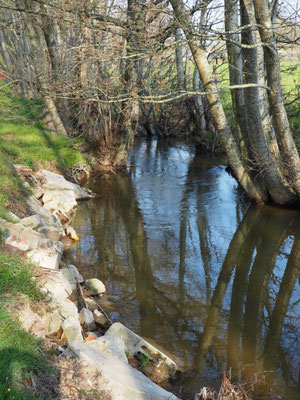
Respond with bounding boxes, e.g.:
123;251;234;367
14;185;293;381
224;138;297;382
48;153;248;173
0;0;299;205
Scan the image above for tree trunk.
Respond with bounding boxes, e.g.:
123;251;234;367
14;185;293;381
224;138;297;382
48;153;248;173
169;0;265;203
225;0;248;157
115;0;146;167
17;0;67;136
240;0;294;204
192;69;207;135
252;0;300;195
175;28;185;89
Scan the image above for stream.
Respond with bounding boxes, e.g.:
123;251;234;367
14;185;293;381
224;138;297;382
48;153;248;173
64;138;300;399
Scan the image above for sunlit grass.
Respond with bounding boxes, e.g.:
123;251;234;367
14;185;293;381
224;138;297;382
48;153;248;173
0;84;86;218
213;61;299;139
0;251;51;400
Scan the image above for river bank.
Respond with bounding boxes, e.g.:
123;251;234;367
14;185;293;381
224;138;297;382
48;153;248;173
0;86;251;400
0;164;185;399
1;86;298;399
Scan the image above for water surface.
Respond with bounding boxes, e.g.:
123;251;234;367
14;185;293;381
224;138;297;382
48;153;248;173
65;138;300;399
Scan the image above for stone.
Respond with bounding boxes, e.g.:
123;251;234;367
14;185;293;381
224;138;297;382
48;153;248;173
64;225;79;241
79;308;96;331
61;317;83;344
27;239;64;270
18;305;46;339
32;183;44;199
41;169;94;200
84;297;99;312
85;278;106;296
85;332;101;339
2;221;42;251
93;310;108;327
5;234;30;251
42;309;63;336
43;189;77;227
105;323;181;381
61;264;84;284
20;213;62;241
68;342;179;400
7;212;20;223
26;195;53;217
42;271;77;302
85;336;128;363
39;169;92;228
57;299;79;320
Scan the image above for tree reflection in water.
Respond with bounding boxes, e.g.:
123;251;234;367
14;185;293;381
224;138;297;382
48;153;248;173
66;138;300;399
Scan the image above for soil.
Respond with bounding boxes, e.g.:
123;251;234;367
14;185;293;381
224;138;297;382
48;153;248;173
0;243;27;258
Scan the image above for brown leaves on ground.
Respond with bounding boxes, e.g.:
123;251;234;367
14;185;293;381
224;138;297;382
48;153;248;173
0;243;27;259
26;355;112;400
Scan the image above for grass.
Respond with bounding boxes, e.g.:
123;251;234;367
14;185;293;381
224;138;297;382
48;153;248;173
281;62;300;145
0;84;86;218
0;85;86;397
0;251;51;400
213;61;300;142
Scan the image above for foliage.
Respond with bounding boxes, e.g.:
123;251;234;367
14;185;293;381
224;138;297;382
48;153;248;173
139;351;151;367
0;251;51;399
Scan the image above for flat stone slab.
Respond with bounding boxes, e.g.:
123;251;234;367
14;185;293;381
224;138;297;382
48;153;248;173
20;213;62;241
85;336;128;364
69;342;179;400
41;169;94;200
105;323;181;380
1;221;42;251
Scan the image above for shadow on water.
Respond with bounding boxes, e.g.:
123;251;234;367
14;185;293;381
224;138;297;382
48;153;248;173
65;138;300;399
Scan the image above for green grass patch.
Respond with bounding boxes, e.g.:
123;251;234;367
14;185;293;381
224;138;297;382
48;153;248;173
212;61;300;140
281;62;300;144
0;251;51;399
280;61;300;99
0;84;86;218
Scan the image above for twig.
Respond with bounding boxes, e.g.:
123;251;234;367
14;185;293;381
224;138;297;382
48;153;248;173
95;301;113;327
76;281;88;310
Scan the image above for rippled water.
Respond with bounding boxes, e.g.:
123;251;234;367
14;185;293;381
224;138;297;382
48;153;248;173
65;138;300;399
